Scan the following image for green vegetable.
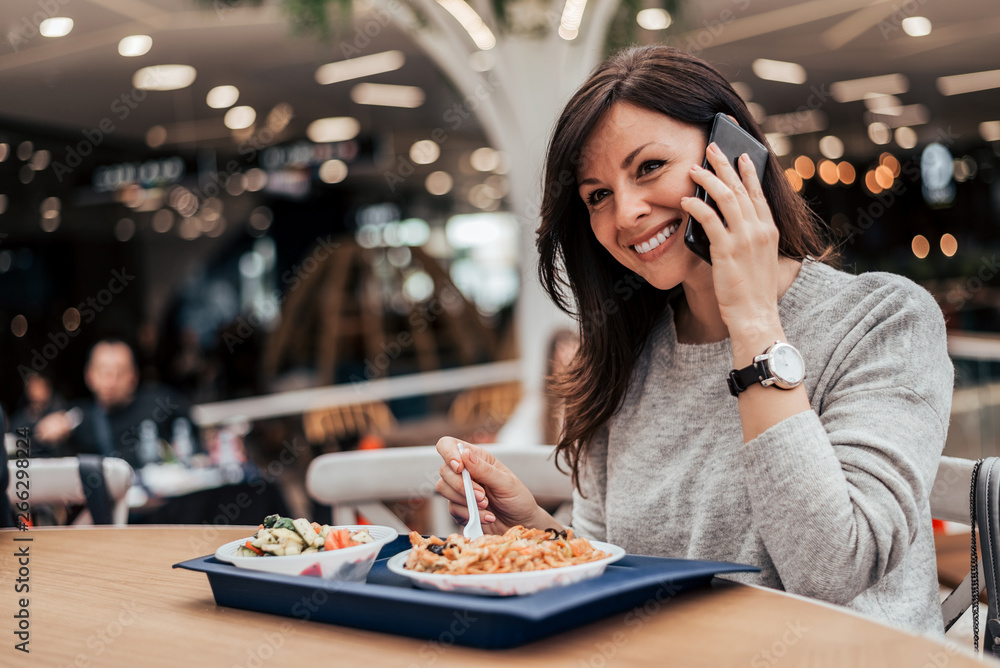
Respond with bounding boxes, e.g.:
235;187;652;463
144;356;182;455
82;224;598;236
273;517;295;531
262;514;280;529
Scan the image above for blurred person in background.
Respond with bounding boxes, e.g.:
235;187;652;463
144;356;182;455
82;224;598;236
35;338;202;469
10;371;68;457
1;410;13;527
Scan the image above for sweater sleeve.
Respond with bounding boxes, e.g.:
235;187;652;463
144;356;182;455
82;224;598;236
571;422;609;541
738;279;953;605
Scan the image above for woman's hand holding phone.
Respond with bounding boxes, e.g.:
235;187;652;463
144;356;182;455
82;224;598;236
680;141;783;345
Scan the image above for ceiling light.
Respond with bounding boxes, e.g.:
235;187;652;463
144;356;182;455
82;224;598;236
818;136;844;160
437;0;496;49
267;103;294;133
224;106;256;130
902;17;931;37
40;18;73;38
818;160;838;185
837;162;856;185
868;122;892;145
470;147;501;172
895;126;918;149
426;171;453;195
762;110;827;136
118;35;152;57
207;85;239;109
937;69;1000;96
981;121;1000;143
794;155;815;180
764;133;790;157
831;73;908;102
410;140;440;165
751;58;806;84
636;8;671;31
351;83;425;108
134;65;197;91
940;233;957;257
307;117;361;143
315;51;405;85
864;104;930;128
558;0;588;40
146;125;167;148
912;235;930;259
863;94;902;113
319;160;348;184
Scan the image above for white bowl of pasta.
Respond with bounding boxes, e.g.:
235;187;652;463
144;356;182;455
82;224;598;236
386;527;626;596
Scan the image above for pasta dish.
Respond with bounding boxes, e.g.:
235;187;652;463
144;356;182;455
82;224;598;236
404;525;609;574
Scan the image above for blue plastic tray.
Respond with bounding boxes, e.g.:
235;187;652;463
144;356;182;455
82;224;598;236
174;535;758;649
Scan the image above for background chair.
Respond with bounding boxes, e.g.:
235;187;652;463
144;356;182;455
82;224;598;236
931;455;1000;653
5;456;133;526
305;444;572;537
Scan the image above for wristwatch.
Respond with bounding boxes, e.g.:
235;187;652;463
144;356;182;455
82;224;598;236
727;341;805;397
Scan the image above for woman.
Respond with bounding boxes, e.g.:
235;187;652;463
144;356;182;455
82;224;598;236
435;45;952;635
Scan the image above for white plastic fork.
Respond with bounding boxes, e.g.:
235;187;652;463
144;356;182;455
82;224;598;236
457;443;484;540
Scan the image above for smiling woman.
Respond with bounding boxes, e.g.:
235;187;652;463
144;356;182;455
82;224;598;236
432;45;954;639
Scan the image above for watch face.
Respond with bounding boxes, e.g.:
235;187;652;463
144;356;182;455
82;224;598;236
770;344;805;385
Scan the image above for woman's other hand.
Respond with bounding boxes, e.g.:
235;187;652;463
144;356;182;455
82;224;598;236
681;143;783;341
434;437;554;534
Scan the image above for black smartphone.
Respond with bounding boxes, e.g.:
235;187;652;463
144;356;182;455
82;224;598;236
683;113;770;265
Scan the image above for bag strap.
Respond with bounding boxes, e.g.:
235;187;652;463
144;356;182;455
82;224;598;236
975;457;1000;657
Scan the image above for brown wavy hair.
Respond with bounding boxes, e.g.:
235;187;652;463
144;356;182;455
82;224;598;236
537;45;834;491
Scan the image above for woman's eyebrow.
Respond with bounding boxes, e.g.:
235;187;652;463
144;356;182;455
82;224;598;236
620;143;652;169
578;142;658;187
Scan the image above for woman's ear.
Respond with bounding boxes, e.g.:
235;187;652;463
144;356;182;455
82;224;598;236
726;114;739;126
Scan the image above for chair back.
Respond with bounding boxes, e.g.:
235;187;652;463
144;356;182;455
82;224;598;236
6;456;133;525
305;444;572;536
932;455;1000;653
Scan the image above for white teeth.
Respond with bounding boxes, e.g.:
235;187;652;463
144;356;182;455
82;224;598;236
634;223;680;254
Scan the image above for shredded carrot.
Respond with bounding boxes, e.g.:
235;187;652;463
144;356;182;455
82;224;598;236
244;541;264;556
324;529;355;551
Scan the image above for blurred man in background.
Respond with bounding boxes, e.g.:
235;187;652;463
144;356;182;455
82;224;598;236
36;338;201;469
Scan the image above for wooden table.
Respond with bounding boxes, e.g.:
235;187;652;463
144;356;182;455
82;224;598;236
0;527;984;667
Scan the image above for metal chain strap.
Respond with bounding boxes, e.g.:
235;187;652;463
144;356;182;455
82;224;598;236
972;458;985;655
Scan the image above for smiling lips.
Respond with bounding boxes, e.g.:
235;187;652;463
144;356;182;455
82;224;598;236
631;221;681;255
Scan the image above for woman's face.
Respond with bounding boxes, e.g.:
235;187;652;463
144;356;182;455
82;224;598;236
578;102;708;290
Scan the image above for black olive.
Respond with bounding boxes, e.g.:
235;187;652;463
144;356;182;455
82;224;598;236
428;543;446;555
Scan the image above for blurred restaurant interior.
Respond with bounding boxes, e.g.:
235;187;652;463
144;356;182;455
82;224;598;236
2;0;1000;528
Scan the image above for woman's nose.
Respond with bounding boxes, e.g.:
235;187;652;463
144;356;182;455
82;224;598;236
615;185;651;228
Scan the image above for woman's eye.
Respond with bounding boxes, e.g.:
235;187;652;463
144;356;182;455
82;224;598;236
586;189;610;206
638;160;664;176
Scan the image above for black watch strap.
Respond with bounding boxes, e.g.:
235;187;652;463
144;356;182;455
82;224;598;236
727;362;766;397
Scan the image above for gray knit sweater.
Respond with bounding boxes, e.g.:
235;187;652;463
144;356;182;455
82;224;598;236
572;259;953;636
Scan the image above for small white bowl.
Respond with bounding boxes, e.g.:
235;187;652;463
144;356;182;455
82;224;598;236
215;525;398;582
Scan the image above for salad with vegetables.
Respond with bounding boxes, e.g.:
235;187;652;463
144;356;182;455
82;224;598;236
236;514;375;557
